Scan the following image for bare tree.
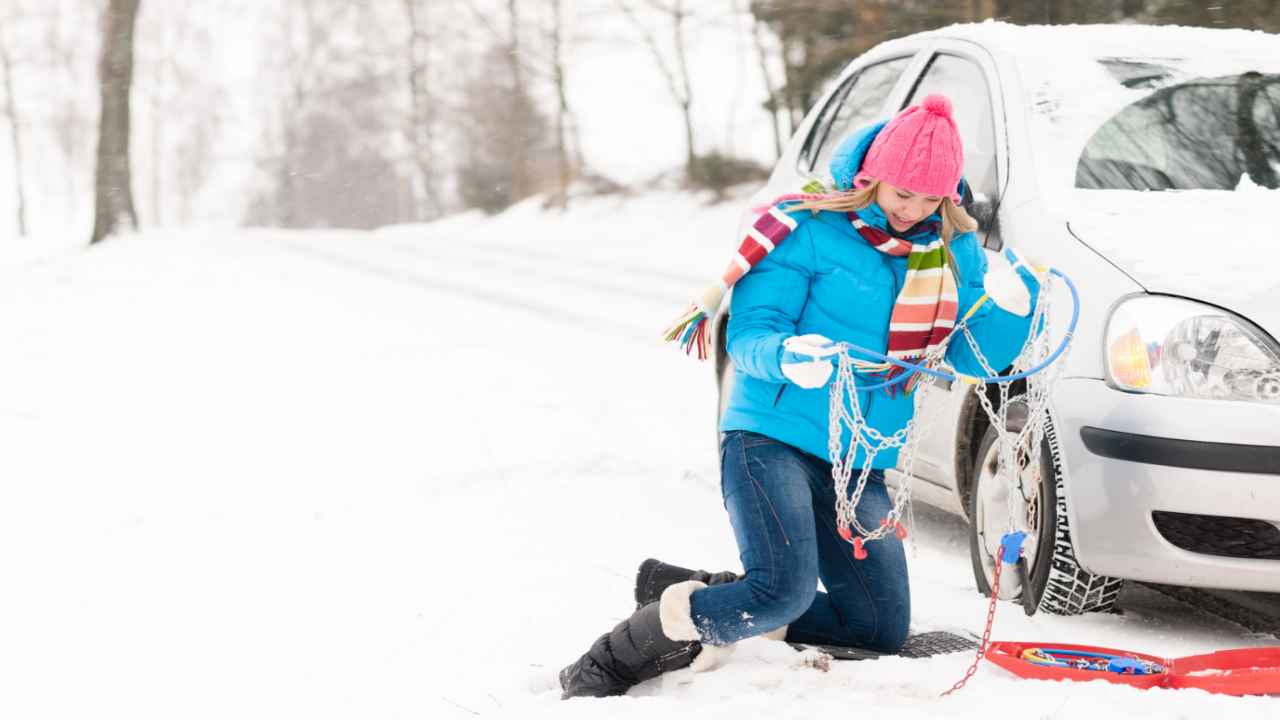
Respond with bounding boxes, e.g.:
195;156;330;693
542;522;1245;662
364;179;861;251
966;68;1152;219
0;26;27;237
616;0;698;177
507;0;532;199
739;0;782;161
275;1;313;228
42;0;101;224
546;0;574;208
145;6;165;226
245;1;415;229
139;0;196;226
402;0;445;219
271;0;353;227
91;0;142;245
457;0;585;207
138;0;203;225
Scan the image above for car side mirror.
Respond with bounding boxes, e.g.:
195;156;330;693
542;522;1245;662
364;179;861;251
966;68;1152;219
968;193;996;231
967;193;1001;250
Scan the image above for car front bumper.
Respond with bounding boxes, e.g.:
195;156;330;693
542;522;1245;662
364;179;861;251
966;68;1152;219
1054;377;1280;592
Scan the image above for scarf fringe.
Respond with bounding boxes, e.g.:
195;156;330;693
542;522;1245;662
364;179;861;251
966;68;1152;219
879;363;924;397
662;302;710;359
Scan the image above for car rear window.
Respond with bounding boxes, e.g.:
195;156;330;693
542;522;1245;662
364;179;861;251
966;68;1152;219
1076;73;1280;191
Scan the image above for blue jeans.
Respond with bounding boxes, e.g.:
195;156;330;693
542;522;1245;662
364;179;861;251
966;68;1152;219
689;430;910;651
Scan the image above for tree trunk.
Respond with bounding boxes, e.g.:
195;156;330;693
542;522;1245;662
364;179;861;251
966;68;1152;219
507;0;529;199
670;0;697;176
746;5;782;161
549;0;571;209
279;97;296;227
277;1;311;228
91;0;141;244
1120;0;1144;19
0;41;27;237
616;0;698;176
404;0;443;219
149;61;163;226
970;0;996;21
779;32;806;133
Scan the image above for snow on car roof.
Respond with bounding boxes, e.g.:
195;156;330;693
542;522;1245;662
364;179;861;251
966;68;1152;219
924;20;1280;67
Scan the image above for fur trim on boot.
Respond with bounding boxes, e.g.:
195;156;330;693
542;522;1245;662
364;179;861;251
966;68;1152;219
659;580;736;673
657;580;705;642
634;558;740;609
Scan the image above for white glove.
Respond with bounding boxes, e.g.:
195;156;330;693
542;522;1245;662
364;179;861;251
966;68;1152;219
780;334;840;389
983;246;1040;317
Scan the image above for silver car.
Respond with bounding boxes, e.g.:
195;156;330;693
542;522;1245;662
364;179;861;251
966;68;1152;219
714;23;1280;615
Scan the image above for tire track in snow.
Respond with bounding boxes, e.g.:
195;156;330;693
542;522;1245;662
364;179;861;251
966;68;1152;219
370;238;684;306
270;238;660;343
376;229;708;288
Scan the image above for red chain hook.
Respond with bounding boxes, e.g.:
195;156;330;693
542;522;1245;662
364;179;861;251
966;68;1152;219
852;537;868;560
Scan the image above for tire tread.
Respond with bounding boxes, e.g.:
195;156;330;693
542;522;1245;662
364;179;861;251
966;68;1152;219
1034;418;1123;615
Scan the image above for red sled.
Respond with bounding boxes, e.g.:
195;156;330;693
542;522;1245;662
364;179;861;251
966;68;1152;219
985;641;1280;696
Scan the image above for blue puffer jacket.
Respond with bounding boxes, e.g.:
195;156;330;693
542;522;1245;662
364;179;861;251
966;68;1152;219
719;202;1037;469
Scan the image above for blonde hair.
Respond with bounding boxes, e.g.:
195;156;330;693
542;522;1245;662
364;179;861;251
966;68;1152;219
788;179;978;243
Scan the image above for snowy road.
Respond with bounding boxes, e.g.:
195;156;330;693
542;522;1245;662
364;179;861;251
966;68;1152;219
2;193;1279;719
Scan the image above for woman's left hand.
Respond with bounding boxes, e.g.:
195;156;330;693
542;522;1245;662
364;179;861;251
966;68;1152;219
983;246;1040;317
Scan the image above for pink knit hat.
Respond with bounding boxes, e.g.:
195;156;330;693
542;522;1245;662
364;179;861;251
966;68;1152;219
857;94;964;202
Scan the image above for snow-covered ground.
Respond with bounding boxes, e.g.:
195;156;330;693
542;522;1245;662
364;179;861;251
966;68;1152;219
2;189;1278;719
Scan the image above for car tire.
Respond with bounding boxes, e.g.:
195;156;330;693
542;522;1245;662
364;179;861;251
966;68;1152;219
967;401;1123;615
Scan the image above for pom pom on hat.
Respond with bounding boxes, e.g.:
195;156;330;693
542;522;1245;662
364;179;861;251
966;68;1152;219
921;93;952;117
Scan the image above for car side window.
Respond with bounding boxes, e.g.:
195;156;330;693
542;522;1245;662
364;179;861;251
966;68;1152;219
906;54;999;206
799;57;912;177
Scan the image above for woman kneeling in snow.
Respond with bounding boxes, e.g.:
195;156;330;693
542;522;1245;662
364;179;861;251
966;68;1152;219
559;94;1040;699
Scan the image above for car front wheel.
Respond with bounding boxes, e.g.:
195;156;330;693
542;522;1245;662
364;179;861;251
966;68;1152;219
967;401;1123;615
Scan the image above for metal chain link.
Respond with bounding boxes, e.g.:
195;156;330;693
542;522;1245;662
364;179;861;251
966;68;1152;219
820;268;1068;696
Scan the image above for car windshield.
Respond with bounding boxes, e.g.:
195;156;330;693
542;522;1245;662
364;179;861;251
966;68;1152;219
1076;72;1280;191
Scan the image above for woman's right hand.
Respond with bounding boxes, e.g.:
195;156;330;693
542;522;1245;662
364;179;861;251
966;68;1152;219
780;334;840;389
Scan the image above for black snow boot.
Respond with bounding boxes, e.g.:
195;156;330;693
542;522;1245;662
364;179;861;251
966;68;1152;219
559;598;701;699
634;558;739;608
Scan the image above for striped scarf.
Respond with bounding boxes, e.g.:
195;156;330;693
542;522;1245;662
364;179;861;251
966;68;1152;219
848;212;958;366
664;204;958;387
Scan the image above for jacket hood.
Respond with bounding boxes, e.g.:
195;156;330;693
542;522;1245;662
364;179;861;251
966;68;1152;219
830;121;888;191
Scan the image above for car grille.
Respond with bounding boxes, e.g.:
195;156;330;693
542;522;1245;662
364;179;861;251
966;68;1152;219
1153;511;1280;560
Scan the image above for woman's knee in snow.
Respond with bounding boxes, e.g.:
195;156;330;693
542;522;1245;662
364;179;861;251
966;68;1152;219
869;602;910;653
741;564;816;626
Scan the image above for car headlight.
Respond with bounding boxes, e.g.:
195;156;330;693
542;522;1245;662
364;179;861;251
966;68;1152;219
1105;295;1280;404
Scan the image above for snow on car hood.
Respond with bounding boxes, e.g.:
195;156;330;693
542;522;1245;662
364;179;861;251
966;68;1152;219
1066;179;1280;337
